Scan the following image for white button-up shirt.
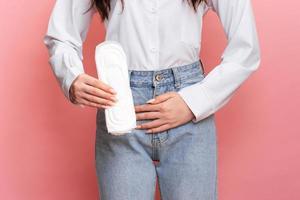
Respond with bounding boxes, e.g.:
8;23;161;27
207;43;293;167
44;0;261;123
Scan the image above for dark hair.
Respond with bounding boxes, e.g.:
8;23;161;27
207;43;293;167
88;0;207;21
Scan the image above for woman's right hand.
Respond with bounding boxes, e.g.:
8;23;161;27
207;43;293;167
69;73;118;109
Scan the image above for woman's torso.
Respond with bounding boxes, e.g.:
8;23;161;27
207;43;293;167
103;0;209;70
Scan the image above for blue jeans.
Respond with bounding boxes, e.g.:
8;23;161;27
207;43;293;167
95;60;218;200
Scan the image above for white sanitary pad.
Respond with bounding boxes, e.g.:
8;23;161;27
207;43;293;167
95;41;137;135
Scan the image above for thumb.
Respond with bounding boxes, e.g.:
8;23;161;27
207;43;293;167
146;92;174;104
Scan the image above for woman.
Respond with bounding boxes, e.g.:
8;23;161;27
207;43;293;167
44;0;261;199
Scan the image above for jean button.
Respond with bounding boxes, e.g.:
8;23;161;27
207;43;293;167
155;74;162;81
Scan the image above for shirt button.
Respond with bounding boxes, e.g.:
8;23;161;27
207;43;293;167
150;7;157;13
150;47;157;53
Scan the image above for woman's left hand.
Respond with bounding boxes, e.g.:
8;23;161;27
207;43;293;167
134;91;194;134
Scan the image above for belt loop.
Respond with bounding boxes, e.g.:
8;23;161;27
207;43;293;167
199;58;205;76
171;67;181;89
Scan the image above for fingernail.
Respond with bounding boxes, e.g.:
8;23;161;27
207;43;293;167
109;88;117;94
110;96;118;102
109;102;116;106
136;125;141;129
146;99;155;103
146;129;152;133
79;104;85;108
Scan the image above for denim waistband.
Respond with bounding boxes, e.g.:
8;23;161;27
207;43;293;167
128;59;204;88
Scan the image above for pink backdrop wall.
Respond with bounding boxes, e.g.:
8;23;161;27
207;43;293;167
1;1;299;200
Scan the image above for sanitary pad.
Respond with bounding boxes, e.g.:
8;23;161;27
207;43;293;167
95;41;137;135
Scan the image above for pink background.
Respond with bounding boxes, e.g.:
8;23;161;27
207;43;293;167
1;1;299;200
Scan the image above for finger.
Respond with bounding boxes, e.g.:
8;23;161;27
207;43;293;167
79;104;85;108
135;103;161;113
136;111;161;121
136;119;166;130
146;124;171;134
77;97;110;109
83;84;118;102
71;99;85;108
84;77;116;95
146;92;175;104
81;92;116;107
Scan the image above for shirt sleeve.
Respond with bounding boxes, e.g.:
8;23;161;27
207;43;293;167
43;0;96;103
178;0;261;123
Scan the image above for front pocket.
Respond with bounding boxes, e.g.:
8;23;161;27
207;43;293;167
130;86;153;105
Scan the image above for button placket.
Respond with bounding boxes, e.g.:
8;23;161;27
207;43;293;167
148;0;159;67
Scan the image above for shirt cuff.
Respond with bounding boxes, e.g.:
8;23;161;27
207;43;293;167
178;83;216;123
